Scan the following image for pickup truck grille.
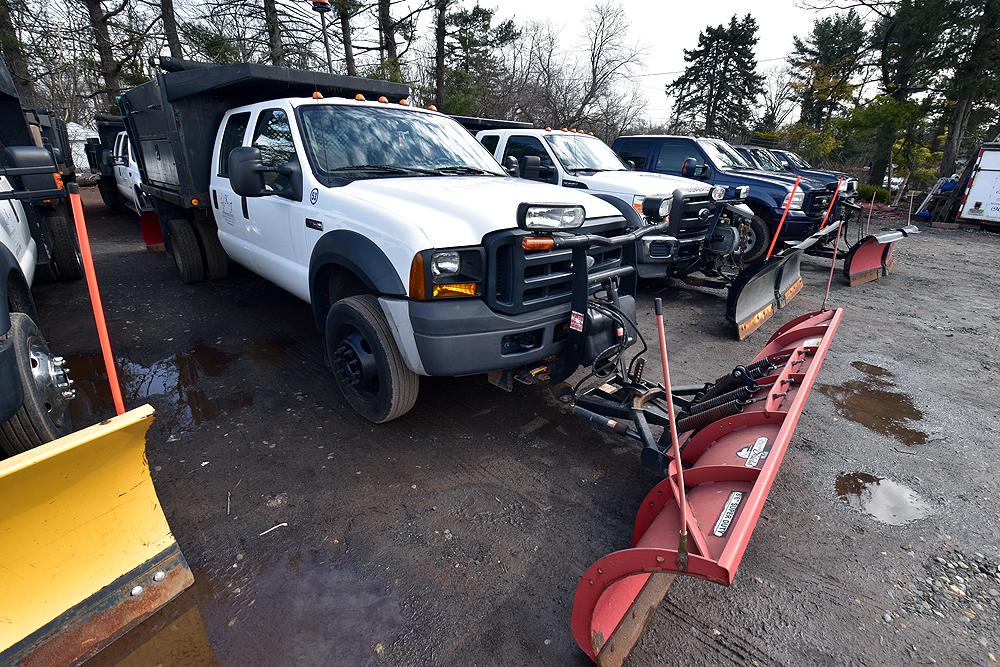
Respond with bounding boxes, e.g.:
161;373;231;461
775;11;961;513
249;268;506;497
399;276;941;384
805;190;833;217
484;217;627;315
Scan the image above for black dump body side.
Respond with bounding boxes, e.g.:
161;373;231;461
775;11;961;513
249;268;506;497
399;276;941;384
0;62;33;151
120;57;410;210
451;116;532;134
23;109;75;176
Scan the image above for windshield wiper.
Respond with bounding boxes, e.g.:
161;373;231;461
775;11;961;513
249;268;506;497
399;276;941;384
326;164;436;175
430;165;499;175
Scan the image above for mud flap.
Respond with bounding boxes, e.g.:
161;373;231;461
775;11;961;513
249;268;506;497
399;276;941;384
0;405;193;666
570;309;844;666
843;225;920;286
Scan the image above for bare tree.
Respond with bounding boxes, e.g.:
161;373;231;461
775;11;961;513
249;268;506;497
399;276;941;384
81;0;127;111
756;66;796;132
0;0;36;103
161;0;182;57
335;0;357;76
262;0;283;65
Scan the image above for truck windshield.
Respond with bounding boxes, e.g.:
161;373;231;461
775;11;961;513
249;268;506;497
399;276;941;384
782;151;812;169
749;148;785;172
545;135;626;172
297;105;506;181
700;140;753;170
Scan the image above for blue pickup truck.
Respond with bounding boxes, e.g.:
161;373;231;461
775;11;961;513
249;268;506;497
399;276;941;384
766;148;857;194
613;135;836;262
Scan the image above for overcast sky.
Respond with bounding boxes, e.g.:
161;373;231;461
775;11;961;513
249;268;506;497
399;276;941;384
485;0;822;122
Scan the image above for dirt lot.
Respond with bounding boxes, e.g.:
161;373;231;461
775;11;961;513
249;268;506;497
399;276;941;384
36;187;1000;666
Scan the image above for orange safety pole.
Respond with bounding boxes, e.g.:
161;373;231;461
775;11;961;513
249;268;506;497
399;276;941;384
818;177;845;230
67;183;126;415
654;297;688;570
765;176;801;261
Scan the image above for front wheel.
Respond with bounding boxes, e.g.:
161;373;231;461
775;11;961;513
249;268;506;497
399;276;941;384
325;295;418;423
734;215;771;264
0;313;74;457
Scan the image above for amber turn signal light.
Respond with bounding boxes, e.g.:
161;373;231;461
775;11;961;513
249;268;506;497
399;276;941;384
522;237;555;252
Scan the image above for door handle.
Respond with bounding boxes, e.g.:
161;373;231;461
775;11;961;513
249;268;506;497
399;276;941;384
241;196;248;219
212;189;218;209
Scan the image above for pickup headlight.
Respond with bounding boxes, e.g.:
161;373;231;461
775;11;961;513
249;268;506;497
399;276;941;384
782;190;805;210
516;204;585;231
640;195;672;222
710;185;726;201
410;247;485;299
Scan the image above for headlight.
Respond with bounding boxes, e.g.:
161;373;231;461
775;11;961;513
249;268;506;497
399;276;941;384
517;204;585;231
430;250;461;278
782;190;805;210
710;185;726;201
639;195;672;222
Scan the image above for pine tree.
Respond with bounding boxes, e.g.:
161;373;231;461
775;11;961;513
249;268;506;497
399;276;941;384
788;10;866;129
666;14;764;137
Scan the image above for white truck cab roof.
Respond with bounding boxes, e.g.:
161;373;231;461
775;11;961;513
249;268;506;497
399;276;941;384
474;128;712;215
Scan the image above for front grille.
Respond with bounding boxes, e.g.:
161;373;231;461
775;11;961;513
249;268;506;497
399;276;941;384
672;193;714;240
485;216;627;315
805;190;832;216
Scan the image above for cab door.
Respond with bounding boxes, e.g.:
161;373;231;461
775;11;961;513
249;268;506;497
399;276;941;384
209;110;255;271
114;134;133;203
241;107;305;297
501;135;560;184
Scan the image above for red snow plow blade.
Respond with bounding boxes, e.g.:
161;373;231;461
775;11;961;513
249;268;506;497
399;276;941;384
570;308;844;665
843;225;919;286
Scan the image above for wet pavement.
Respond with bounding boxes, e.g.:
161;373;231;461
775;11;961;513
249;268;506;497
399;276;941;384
31;189;1000;665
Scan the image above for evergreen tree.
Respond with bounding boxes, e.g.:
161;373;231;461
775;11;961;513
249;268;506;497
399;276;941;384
435;5;518;115
788;9;867;129
666;14;764;137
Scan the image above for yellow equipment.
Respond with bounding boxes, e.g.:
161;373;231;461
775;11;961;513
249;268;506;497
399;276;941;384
0;405;193;665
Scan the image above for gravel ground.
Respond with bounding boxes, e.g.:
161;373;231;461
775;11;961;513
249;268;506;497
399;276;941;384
34;188;1000;666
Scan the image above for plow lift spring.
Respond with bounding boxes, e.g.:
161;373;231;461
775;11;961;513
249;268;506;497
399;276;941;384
569;303;844;666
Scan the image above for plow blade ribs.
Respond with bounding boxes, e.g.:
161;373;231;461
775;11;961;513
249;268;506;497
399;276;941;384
570;308;844;666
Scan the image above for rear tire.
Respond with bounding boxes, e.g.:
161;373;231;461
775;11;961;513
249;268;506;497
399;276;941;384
193;219;229;280
45;213;84;281
736;215;771;264
0;313;74;457
325;295;418;423
166;218;205;284
98;182;122;212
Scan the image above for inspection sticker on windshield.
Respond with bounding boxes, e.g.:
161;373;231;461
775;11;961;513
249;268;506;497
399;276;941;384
570;311;585;332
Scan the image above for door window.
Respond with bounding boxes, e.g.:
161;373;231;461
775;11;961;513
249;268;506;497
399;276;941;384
502;135;554;181
218;112;251;177
653;142;695;173
479;135;499;154
119;136;130;167
251;109;296;190
615;139;654;169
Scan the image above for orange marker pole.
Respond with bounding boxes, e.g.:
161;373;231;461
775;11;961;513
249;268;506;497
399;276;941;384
67;183;126;415
765;176;801;261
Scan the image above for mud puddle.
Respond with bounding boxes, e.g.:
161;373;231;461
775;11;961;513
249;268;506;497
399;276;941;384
91;549;400;666
835;472;931;525
819;361;927;445
65;342;258;430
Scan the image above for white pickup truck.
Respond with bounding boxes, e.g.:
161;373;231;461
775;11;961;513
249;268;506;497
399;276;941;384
472;127;756;276
110;130;145;212
119;58;643;423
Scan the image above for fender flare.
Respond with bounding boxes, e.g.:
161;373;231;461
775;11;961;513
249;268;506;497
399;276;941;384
0;244;32;422
308;229;407;330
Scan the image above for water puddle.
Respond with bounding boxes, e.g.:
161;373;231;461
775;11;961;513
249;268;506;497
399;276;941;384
819;361;926;445
91;550;400;666
835;472;931;525
64;343;254;430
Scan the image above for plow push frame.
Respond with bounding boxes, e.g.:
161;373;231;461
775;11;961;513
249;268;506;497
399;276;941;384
513;202;844;666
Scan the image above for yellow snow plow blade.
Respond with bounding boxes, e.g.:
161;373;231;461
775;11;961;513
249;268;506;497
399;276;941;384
0;404;193;666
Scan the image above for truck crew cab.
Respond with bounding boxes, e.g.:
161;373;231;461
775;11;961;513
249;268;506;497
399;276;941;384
119;58;644;423
613;135;838;262
471;126;755;280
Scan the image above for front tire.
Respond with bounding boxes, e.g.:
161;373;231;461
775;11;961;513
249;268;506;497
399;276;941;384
325;295;418;423
0;313;74;457
735;215;771;264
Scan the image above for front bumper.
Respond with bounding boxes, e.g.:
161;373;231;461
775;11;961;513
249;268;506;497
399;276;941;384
387;296;636;377
772;209;824;240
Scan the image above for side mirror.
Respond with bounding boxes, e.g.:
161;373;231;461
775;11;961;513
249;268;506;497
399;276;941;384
228;146;267;197
503;155;519;177
521;155;542;181
680;157;697;177
626;159;636;170
780;161;791;170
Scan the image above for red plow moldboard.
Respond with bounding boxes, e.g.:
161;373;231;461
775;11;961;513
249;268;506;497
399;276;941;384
843;225;919;287
570;308;844;666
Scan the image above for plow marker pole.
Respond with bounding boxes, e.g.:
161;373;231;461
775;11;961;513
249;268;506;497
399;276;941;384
69;183;125;416
765;176;800;261
654;298;687;569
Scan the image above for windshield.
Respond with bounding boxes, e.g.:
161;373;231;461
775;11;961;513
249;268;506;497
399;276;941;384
297;105;506;181
544;134;626;172
782;151;812;169
749;148;785;172
701;140;753;170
